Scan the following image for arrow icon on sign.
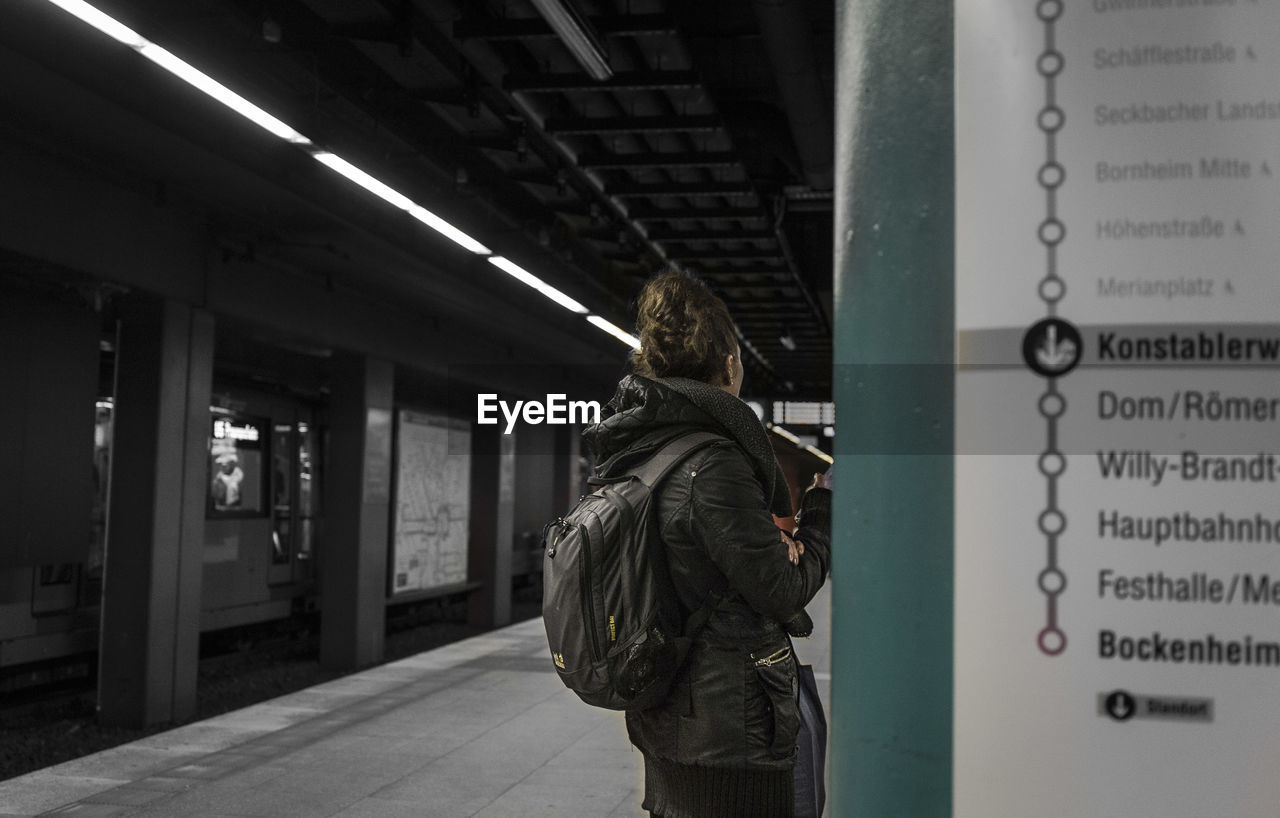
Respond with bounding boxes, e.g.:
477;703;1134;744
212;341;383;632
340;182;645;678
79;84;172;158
1105;690;1136;722
1036;324;1077;370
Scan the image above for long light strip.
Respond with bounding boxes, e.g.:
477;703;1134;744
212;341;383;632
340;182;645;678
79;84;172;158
488;257;589;314
529;0;613;81
45;0;646;352
137;45;312;144
586;316;641;349
43;0;500;258
46;0;312;145
43;0;146;47
312;154;492;253
312;152;415;210
409;206;491;255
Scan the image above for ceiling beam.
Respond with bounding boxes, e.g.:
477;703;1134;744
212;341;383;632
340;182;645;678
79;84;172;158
330;20;411;47
691;265;793;275
409;86;468;106
666;249;785;261
727;304;812;315
505;70;703;93
648;228;776;242
719;294;806;305
453;14;678;40
546;115;722;135
628;206;768;222
605;181;756;198
577;151;740;170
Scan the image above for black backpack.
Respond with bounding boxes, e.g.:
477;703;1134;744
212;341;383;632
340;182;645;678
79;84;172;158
541;431;725;710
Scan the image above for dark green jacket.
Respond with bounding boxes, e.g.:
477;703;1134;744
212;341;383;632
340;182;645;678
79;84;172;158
585;375;830;774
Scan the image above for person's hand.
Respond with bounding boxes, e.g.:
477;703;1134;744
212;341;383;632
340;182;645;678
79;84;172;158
780;528;804;565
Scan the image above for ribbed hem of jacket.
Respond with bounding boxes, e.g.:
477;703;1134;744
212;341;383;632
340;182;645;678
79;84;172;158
641;755;794;818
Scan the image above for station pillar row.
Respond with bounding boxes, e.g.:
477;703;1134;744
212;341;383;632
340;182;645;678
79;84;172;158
320;353;394;671
98;298;214;729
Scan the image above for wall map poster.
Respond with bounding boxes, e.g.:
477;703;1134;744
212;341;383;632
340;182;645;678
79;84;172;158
391;411;471;595
956;2;1280;814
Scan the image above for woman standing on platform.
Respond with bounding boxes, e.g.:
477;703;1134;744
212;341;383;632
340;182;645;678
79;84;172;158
583;270;831;818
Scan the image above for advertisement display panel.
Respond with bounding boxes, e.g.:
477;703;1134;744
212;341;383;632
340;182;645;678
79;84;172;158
390;411;471;595
956;2;1280;814
207;412;267;517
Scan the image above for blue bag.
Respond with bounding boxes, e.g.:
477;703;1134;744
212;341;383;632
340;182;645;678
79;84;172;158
794;662;827;818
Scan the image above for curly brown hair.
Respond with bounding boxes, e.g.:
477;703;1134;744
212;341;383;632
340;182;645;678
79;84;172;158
630;269;739;385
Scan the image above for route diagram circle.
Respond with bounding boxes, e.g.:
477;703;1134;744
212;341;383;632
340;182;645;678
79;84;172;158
1038;627;1067;656
1039;277;1066;303
1038;451;1066;477
1038;392;1066;418
1038;567;1067;595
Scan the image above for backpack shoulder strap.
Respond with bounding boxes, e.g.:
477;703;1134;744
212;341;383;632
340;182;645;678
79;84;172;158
627;431;725;488
627;431;733;656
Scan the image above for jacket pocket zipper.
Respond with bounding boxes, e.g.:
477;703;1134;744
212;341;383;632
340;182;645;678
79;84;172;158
578;524;601;662
753;646;792;667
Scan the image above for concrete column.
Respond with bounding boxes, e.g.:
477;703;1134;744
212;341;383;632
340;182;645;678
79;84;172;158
98;298;213;728
552;424;583;514
320;353;394;670
513;424;556;578
467;424;515;628
831;1;954;814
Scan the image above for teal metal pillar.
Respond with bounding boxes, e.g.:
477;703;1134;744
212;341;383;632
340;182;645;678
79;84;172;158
831;1;954;814
320;353;394;670
99;298;214;728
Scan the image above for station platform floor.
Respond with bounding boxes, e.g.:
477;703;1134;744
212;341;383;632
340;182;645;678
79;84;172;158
0;584;831;817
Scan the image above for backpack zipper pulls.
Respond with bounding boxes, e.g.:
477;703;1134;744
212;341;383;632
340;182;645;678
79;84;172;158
546;517;567;558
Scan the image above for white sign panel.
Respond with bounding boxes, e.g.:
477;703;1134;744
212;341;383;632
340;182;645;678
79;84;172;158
956;2;1280;815
391;411;471;595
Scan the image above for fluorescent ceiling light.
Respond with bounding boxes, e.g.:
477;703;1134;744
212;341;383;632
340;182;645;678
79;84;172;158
804;445;834;465
488;257;589;314
44;0;146;47
312;151;415;210
529;0;613;81
409;206;491;255
586;315;640;349
313;155;491;254
44;0;311;145
138;45;312;144
44;0;585;303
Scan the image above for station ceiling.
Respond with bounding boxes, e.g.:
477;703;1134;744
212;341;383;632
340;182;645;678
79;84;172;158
5;0;834;399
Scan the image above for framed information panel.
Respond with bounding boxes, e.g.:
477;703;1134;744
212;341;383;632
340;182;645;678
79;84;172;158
390;411;471;596
956;3;1280;814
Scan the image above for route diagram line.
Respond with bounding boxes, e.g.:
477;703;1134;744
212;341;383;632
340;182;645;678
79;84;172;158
1035;0;1068;656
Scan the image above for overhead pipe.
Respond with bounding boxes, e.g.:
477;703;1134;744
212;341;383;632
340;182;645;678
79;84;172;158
773;195;832;335
751;0;835;191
